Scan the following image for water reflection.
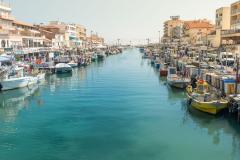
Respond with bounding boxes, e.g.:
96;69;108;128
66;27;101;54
0;86;40;123
181;101;240;159
167;86;186;100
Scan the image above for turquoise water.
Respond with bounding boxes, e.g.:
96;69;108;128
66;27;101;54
0;49;240;160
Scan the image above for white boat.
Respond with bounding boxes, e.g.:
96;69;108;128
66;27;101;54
167;67;190;89
55;63;73;74
1;77;30;91
0;69;38;91
91;53;98;61
0;63;39;91
97;51;106;60
68;61;78;68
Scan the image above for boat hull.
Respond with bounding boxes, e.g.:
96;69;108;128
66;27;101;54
1;76;37;91
56;67;72;74
187;94;228;115
191;99;227;115
68;63;78;68
155;63;160;69
160;70;168;77
168;80;189;89
97;54;105;61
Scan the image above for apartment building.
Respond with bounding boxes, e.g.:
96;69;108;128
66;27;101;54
221;1;240;52
182;19;214;46
208;7;231;47
76;24;87;48
163;16;184;43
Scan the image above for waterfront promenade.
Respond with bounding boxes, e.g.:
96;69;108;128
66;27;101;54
0;49;239;160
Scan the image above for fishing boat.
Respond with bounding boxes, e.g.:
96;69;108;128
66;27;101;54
160;63;168;77
186;81;228;115
139;47;145;53
91;53;98;62
55;63;72;74
0;67;38;91
142;54;149;59
150;57;155;65
97;51;106;61
155;63;160;69
167;67;190;89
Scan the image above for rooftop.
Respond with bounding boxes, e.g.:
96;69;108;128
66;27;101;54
13;20;35;28
184;20;214;29
232;1;240;6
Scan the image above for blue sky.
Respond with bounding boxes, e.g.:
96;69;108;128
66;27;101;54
10;0;234;44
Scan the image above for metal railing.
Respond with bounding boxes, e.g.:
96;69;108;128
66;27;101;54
231;19;240;25
231;8;240;15
222;29;240;35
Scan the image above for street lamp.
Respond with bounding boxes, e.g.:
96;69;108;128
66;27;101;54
117;39;120;46
146;38;150;46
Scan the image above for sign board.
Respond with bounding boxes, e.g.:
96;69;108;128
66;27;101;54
200;46;207;51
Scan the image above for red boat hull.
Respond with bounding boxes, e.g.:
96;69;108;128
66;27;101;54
160;70;168;77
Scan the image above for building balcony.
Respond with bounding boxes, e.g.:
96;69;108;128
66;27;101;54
221;29;240;37
0;29;9;35
222;40;240;46
0;14;14;21
231;19;240;25
231;8;240;15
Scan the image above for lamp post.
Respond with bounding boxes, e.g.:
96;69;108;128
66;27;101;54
117;39;120;46
146;38;150;46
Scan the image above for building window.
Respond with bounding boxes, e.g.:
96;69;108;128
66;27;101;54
1;40;6;48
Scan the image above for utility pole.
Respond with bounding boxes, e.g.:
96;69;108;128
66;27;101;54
146;38;150;46
117;39;120;46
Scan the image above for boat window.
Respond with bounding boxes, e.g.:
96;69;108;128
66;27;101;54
169;68;176;74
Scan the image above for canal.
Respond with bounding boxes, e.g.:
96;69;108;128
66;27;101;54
0;49;240;160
